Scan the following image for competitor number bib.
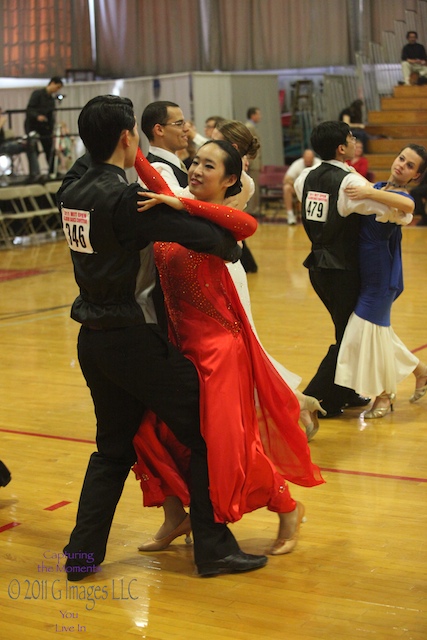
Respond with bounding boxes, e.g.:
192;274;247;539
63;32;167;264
305;191;329;222
62;207;94;254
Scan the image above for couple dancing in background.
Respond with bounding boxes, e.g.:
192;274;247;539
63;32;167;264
132;137;325;559
335;143;427;418
295;120;427;421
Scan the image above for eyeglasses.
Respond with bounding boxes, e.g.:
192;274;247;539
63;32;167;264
348;134;357;142
161;119;186;128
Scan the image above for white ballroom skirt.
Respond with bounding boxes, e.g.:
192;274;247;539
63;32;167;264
335;312;419;397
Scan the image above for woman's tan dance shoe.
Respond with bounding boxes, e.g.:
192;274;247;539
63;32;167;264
409;368;427;403
270;501;305;555
364;392;396;419
300;395;326;441
138;514;192;551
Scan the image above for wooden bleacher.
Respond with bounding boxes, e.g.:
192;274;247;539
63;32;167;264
366;85;427;181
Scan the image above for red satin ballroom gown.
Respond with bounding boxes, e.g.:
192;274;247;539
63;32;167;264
132;150;324;524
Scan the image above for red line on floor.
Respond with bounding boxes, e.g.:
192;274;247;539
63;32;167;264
0;428;94;445
320;466;427;483
0;522;21;533
44;501;72;511
1;429;426;484
411;343;427;354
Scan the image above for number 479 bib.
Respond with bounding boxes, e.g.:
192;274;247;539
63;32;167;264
305;191;329;222
62;207;95;254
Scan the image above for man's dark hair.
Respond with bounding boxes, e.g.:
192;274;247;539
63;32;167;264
78;95;135;163
246;107;260;120
310;121;351;160
141;101;179;141
49;76;63;86
406;31;418;39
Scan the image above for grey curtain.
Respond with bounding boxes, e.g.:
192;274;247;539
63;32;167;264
93;0;203;77
205;0;351;71
1;0;427;79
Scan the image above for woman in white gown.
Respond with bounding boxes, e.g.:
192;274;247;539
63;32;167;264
212;120;323;433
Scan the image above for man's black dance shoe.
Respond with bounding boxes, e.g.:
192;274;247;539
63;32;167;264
318;408;344;419
197;550;268;577
345;394;371;408
0;460;11;487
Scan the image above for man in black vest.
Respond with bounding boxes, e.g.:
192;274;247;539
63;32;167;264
295;121;395;418
58;95;267;579
141;101;190;192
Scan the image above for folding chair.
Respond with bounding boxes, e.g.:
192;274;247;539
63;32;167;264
0;184;61;247
0;186;37;246
41;181;63;233
259;165;288;219
22;183;61;235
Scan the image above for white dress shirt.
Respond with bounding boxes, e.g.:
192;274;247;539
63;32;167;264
294;160;412;225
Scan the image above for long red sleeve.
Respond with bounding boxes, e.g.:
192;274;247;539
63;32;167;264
134;147;257;241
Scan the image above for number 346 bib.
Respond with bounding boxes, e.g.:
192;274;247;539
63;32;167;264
62;208;95;254
305;191;329;222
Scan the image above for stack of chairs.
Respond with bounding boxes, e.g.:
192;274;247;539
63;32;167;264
0;181;63;248
258;165;288;220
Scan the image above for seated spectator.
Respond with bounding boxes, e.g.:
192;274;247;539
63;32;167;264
283;150;321;225
339;99;369;147
0;107;40;181
401;31;427;86
346;140;369;178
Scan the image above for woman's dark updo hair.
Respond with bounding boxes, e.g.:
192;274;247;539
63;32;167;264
403;144;427;177
201;140;243;198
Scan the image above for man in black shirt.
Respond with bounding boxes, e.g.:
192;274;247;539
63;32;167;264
401;31;427;85
25;76;63;173
58;95;267;580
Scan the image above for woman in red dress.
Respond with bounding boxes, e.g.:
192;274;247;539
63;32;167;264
133;141;324;556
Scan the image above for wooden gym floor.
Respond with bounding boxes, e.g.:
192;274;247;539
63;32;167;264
0;222;426;640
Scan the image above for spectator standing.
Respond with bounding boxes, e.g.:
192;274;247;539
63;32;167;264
283;150;321;225
25;76;63;174
204;116;225;140
245;107;263;215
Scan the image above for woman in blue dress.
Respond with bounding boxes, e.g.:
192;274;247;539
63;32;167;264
335;144;427;418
